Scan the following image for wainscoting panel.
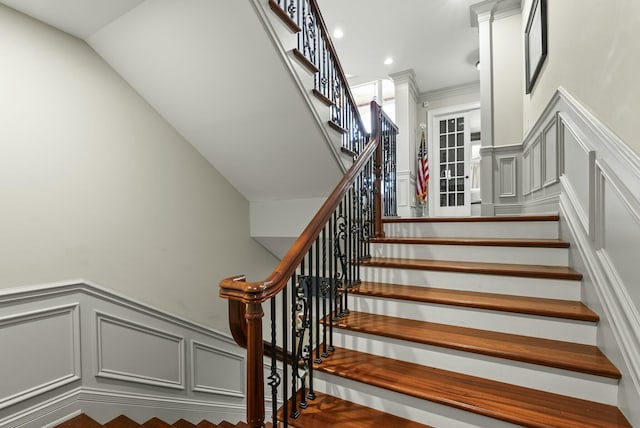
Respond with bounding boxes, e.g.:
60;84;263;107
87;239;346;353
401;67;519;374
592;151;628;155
0;281;247;428
498;156;516;198
523;149;531;196
191;341;244;397
0;304;80;410
531;137;542;191
96;313;184;389
543;117;558;187
560;115;595;235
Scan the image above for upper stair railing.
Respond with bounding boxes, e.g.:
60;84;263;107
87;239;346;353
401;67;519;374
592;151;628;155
220;101;397;428
268;0;368;155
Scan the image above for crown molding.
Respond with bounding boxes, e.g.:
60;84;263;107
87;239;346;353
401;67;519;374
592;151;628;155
389;69;420;101
419;81;480;103
470;0;522;26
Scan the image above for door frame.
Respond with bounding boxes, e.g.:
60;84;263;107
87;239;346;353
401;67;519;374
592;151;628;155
427;102;481;217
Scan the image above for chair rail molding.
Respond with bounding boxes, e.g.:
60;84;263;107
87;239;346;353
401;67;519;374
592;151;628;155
0;280;247;428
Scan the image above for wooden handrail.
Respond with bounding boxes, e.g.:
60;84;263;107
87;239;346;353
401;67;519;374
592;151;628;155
307;0;368;136
219;135;379;305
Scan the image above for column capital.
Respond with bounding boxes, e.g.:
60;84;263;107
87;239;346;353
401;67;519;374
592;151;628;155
389;69;420;102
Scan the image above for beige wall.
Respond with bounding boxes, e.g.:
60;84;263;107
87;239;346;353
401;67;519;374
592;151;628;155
493;13;524;146
522;0;640;155
0;5;278;333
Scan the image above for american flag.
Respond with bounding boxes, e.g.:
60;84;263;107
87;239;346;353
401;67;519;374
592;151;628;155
416;130;429;203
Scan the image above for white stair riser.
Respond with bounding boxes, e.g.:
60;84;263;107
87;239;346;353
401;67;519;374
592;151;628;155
384;221;558;239
314;373;520;428
361;267;581;300
371;243;568;266
347;295;597;345
329;331;617;404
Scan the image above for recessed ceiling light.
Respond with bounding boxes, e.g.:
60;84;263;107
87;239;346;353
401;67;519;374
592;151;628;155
333;28;344;39
384;57;394;65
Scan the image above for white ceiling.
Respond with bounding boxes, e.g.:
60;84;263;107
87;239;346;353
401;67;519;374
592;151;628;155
0;0;144;39
317;0;482;94
0;0;344;202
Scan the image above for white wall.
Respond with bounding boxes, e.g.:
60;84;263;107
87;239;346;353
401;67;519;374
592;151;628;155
492;13;524;146
0;5;278;333
522;0;640;156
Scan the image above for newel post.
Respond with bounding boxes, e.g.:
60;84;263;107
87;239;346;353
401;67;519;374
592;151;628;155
245;302;265;428
371;101;385;238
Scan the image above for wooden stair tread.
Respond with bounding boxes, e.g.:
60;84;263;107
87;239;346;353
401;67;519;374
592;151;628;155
351;281;599;321
142;417;172;428
196;421;219;428
330;311;620;378
383;214;560;223
173;420;197;428
216;422;235;428
278;390;432;428
54;414;102;428
315;347;630;428
361;257;583;280
370;236;570;248
104;415;140;428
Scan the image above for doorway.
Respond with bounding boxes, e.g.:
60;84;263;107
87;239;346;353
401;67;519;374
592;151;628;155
428;103;480;217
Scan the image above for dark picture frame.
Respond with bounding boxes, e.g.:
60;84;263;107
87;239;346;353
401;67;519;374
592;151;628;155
524;0;547;94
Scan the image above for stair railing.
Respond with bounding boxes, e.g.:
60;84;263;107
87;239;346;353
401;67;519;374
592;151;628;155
372;102;399;229
268;0;368;156
221;101;397;428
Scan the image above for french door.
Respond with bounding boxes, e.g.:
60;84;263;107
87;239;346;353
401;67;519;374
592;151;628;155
433;113;470;216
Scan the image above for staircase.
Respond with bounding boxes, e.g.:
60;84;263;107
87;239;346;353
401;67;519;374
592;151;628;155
283;214;631;427
54;414;272;428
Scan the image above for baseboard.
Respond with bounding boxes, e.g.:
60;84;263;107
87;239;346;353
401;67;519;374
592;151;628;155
0;387;246;428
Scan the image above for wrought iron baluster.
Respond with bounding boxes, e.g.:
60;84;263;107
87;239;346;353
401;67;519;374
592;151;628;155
269;297;280;427
282;282;289;427
321;226;329;358
314;237;322;364
305;245;315;401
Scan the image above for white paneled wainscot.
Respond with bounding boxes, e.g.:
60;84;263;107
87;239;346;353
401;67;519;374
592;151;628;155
489;87;640;425
0;281;248;428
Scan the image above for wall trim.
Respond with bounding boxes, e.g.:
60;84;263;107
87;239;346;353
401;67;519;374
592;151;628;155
95;312;185;390
0;304;81;410
0;280;246;428
0;387;246;428
498;156;517;197
0;280;235;345
190;341;245;398
560;191;640;424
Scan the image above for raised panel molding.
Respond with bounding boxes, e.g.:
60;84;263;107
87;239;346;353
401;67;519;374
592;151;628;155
543;116;559;187
396;170;415;207
559;115;596;236
0;304;81;410
96;313;185;389
498;156;517;198
523;149;531;196
191;341;244;397
531;137;542;192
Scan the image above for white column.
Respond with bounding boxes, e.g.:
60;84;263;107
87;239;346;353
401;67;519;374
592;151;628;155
474;4;497;216
389;69;419;218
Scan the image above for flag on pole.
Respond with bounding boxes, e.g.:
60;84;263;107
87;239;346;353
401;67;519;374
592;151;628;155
416;129;429;203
